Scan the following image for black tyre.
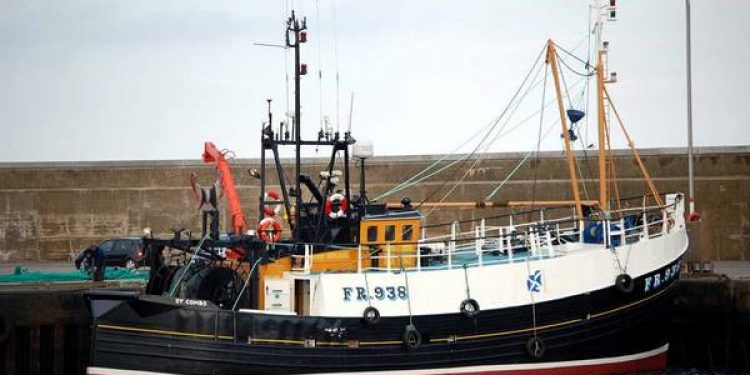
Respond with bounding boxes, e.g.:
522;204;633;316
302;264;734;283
146;265;179;295
167;264;200;297
615;273;634;294
525;336;545;360
402;324;422;350
460;298;480;318
362;307;380;325
182;267;247;309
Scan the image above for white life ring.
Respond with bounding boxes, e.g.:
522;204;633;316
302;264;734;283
324;193;348;219
263;190;282;217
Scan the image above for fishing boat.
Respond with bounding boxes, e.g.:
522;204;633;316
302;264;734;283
86;4;688;375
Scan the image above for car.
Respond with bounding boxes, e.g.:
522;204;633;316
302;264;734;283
75;237;146;270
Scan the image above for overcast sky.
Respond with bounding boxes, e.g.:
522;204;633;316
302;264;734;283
1;0;748;162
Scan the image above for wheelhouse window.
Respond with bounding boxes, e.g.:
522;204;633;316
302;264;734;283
367;226;378;242
385;225;396;242
402;225;414;241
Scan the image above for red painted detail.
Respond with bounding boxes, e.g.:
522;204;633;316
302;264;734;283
264;190;282;217
202;142;248;237
432;351;666;375
324;193;348;219
258;217;282;243
202;142;248;259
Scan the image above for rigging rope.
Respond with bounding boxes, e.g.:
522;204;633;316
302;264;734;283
530;63;549;208
375;43;548;202
557;50;580;112
373;117;501;201
484;119;559;201
421;57;551;214
483;75;587;201
557;52;595;77
554;42;592;69
380;37;594;207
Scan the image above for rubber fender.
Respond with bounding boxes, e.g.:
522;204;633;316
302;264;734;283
402;324;422;350
460;298;480;318
362;306;380;325
615;273;635;294
525;336;545;360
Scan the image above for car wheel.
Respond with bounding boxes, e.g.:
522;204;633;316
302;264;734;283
125;259;137;270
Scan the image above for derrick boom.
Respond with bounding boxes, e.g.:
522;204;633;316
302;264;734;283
202;141;248;235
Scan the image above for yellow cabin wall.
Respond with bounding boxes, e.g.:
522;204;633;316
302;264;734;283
258;249;370;309
359;219;420;269
257;218;420;309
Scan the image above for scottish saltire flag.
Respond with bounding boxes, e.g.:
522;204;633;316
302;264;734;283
527;270;542;292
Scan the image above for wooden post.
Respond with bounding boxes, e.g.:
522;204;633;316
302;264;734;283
547;40;584;219
603;85;664;207
597;51;609;212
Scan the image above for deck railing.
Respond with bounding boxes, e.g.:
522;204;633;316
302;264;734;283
350;194;684;274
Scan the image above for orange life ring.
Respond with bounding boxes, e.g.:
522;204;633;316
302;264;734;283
258;217;282;242
324;193;348;219
263;190;282;217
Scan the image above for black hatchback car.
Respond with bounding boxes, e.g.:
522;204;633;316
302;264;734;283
75;237;146;270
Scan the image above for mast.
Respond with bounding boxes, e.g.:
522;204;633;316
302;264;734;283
595;0;609;212
547;40;584;219
287;11;307;240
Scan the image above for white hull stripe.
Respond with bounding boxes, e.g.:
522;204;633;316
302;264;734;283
87;343;668;375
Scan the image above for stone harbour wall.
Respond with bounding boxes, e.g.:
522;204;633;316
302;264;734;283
0;146;748;262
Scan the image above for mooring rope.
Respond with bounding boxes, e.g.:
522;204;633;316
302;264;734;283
232;257;263;311
462;264;472;300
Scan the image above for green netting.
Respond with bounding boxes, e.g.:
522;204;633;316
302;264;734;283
0;265;148;283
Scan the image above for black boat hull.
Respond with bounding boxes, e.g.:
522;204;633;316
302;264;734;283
87;258;681;375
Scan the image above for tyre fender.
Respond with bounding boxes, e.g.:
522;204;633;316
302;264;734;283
402;324;422;350
615;273;634;294
525;336;545;360
460;298;480;318
362;307;380;325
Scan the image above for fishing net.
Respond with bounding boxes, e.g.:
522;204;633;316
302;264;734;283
0;265;148;283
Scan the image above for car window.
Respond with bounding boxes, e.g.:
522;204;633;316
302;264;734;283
113;240;130;254
99;240;115;254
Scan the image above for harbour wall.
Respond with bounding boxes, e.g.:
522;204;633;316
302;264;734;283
0;145;748;263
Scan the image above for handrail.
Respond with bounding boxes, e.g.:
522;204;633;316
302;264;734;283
353;203;679;273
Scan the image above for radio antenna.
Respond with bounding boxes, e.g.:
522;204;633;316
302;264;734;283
347;92;354;133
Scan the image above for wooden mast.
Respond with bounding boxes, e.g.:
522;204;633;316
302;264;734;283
596;51;609;212
603;85;664;207
595;0;609;213
547;40;584;219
